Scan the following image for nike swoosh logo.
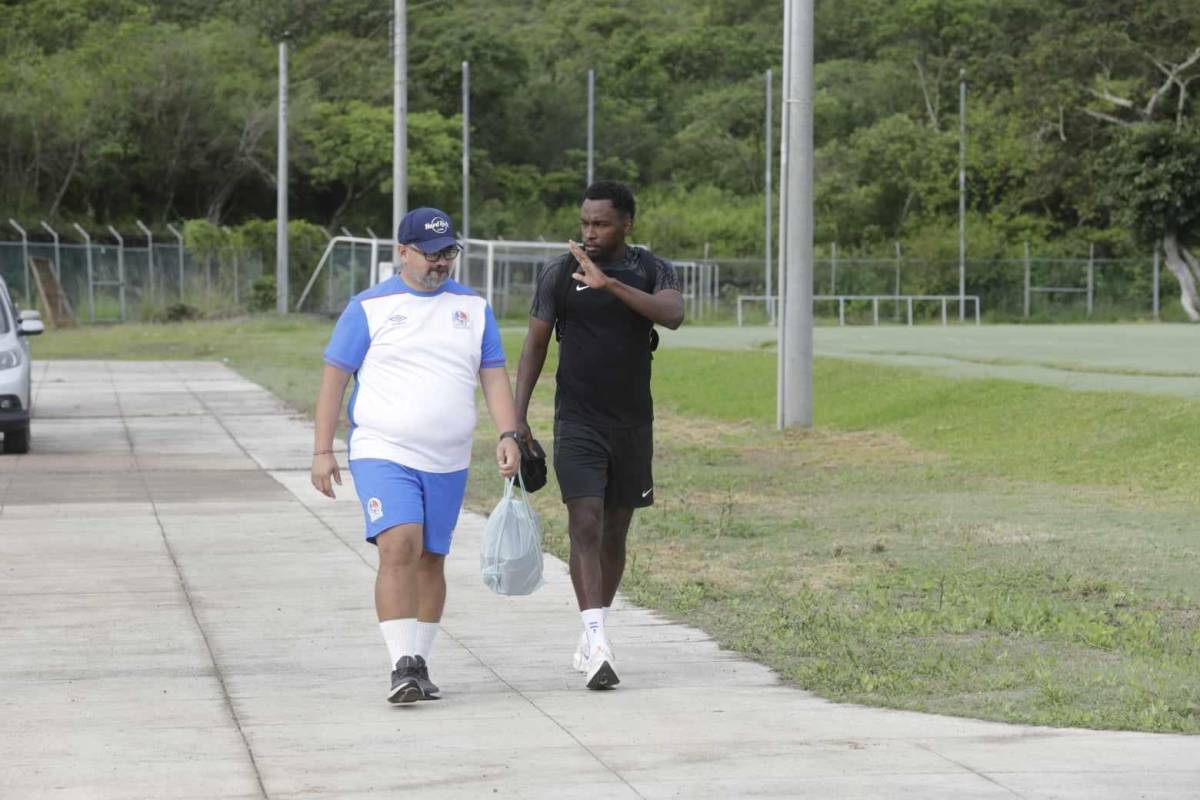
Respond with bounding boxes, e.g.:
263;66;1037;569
642;488;653;497
575;284;590;291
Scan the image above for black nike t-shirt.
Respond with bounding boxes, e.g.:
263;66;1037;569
530;246;680;429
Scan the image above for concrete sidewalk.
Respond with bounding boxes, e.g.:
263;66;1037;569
1;360;1196;799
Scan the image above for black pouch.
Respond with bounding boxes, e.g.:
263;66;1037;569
517;437;548;493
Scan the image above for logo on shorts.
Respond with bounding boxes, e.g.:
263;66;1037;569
575;283;590;291
452;309;470;328
368;497;383;522
642;487;654;498
424;217;450;234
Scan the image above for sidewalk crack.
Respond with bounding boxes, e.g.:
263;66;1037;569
107;361;270;800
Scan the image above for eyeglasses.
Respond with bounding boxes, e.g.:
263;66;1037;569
416;245;461;263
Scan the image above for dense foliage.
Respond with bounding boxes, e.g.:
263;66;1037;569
1;0;1198;303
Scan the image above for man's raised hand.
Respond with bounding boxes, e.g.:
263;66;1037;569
568;240;609;290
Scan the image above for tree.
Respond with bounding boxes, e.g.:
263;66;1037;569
1112;124;1200;320
1019;2;1200;317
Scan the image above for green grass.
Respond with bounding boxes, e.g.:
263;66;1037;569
36;316;1200;733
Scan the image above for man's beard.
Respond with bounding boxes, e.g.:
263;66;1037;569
419;268;449;290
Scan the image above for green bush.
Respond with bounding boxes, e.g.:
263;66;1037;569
249;275;276;312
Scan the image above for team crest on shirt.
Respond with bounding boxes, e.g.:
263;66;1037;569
452;309;470;328
367;497;383;522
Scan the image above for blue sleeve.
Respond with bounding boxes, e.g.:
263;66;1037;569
479;304;505;369
323;299;370;373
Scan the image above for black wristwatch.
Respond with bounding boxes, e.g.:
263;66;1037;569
499;430;521;442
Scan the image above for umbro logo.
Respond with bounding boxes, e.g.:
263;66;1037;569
575;283;590;292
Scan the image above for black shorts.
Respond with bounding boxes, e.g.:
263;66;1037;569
553;420;654;508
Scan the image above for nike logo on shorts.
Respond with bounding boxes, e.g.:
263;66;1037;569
642;487;653;498
575;284;590;291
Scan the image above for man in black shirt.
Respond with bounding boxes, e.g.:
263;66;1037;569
515;181;684;690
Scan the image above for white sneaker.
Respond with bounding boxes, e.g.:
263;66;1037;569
572;632;589;673
585;643;619;690
573;632;616;673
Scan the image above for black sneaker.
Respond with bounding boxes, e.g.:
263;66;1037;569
388;655;423;704
415;659;441;700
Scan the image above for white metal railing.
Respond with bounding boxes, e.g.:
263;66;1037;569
736;294;981;327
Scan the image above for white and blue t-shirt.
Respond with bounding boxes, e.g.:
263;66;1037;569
323;276;505;473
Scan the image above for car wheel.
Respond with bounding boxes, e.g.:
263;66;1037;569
3;425;29;454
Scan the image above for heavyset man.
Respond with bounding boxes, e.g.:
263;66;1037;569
311;207;521;704
515;181;684;689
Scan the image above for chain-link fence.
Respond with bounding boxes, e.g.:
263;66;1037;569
0;237;266;322
2;228;1176;326
296;238;726;324
712;251;1170;325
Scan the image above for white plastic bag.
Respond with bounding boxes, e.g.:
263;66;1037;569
480;473;545;596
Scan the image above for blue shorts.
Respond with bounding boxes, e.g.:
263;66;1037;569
348;459;469;554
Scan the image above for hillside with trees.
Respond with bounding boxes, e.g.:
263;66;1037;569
1;0;1198;315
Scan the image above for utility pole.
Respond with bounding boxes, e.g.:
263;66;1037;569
586;69;595;187
462;61;470;274
775;0;791;426
779;0;814;428
765;68;774;324
393;0;408;239
958;68;966;322
276;37;289;314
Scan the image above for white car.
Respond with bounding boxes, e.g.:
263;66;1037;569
0;276;44;454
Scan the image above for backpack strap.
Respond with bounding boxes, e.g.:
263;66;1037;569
641;249;660;353
553;254;577;343
554;247;660;353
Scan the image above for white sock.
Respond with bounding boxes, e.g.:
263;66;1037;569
415;621;439;661
380;618;417;666
581;608;608;653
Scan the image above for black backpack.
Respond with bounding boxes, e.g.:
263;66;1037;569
552;248;660;353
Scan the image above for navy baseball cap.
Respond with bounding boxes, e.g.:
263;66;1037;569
396;207;458;252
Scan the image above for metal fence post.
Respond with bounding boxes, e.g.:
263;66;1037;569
342;227;356;311
1023;240;1031;318
485;241;495;307
167;224;184;306
1152;246;1160;321
893;240;901;321
220;226;239;307
39;221;60;280
136;221;155;303
106;226;126;321
367;228;383;291
1087;242;1094;317
830;241;837;294
72;224;95;322
8;220;29;307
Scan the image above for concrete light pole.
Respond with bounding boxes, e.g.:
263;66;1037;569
277;38;289;314
393;0;408;239
778;0;814;428
958;68;967;321
462;60;470;277
586;69;595;186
